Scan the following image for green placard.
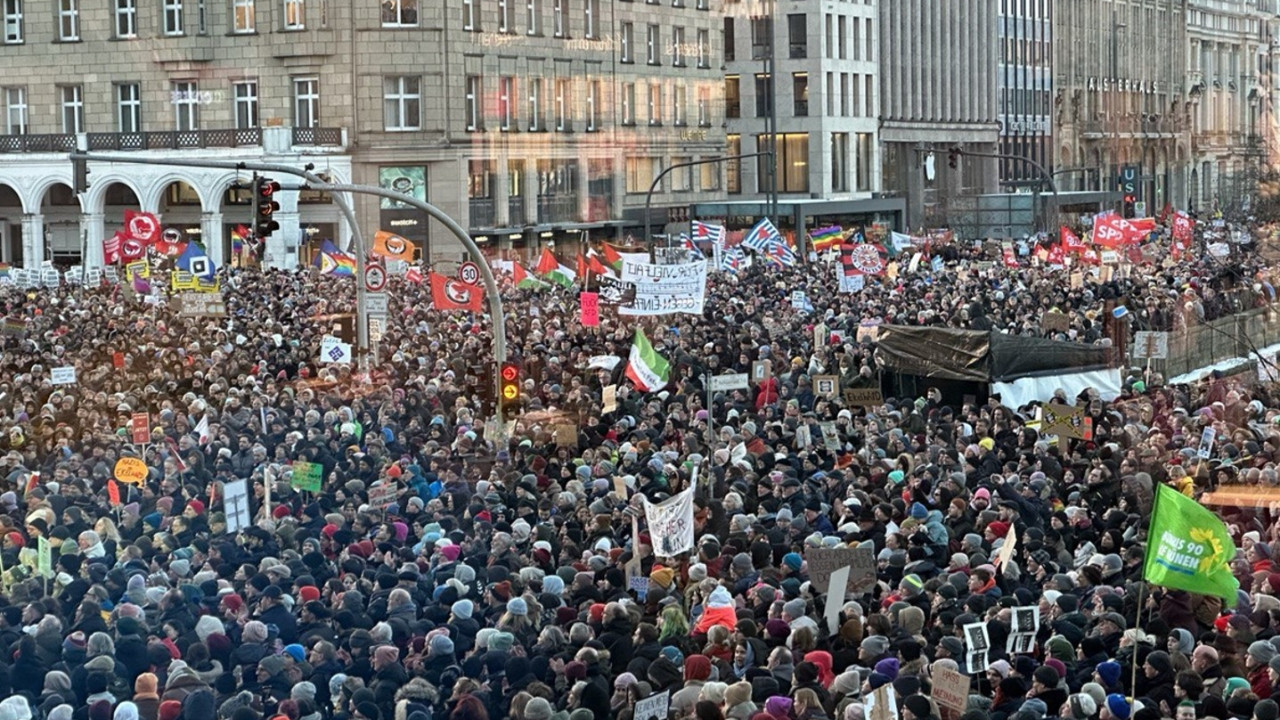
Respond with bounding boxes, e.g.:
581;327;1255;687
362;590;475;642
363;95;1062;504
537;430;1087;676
291;461;323;493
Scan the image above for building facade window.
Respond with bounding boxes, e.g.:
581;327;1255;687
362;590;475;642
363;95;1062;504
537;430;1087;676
382;0;418;25
727;134;740;193
552;0;563;36
672;26;685;66
700;158;719;190
696;85;710;126
232;0;254;32
672;83;687;126
620;22;632;62
115;0;136;38
583;0;597;37
58;0;78;40
3;0;20;43
757;132;809;193
172;81;199;131
116;83;141;133
384;76;421;130
233;80;258;129
792;72;808;116
5;87;26;135
856;132;872;191
621;82;635;125
671;156;691;191
724;75;739;118
647;82;662;125
527;77;542;130
696;29;709;68
463;0;478;29
554;78;569;131
646;24;658;64
754;73;771;117
525;0;538;34
293;77;319;128
498;76;514;130
831;132;848;192
723;16;733;61
498;0;512;32
164;0;183;35
625;157;660;194
283;0;304;29
465;75;481;131
787;14;805;58
586;79;599;131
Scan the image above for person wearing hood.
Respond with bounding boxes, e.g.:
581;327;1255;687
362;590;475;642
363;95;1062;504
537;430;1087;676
694;586;738;636
672;654;713;716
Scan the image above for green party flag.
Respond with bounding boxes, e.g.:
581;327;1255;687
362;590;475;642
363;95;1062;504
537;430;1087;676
1144;483;1239;606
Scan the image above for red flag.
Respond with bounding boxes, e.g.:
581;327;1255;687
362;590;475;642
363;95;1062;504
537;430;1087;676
576;253;588;281
1047;244;1065;265
1060;226;1086;253
1002;248;1019;268
405;267;423;284
123;210;161;245
1081;248;1100;265
430;272;483;312
1172;211;1194;247
107;479;121;506
535;248;560;276
103;230;125;264
119;236;146;261
164;437;189;472
23;471;39;497
587;253;609;277
1157;203;1173;224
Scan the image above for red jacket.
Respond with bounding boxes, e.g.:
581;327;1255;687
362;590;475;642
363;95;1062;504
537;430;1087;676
1251;666;1272;699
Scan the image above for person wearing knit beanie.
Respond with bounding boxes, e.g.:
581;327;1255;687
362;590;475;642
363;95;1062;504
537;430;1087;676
1095;660;1122;688
241;621;267;644
725;681;754;711
524;698;553;720
1103;694;1130;720
902;695;933;720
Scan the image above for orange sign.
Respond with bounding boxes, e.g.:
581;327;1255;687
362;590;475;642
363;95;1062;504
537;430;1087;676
113;457;149;485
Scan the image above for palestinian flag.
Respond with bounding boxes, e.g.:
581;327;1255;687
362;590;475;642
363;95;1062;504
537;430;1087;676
535;248;576;288
586;249;612;277
602;244;624;272
625;328;670;392
512;262;544;289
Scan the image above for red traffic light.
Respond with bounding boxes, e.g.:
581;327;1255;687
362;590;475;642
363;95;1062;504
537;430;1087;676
500;363;519;382
259;179;281;197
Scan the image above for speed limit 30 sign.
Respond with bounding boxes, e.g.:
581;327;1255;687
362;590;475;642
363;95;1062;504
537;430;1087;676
457;261;481;286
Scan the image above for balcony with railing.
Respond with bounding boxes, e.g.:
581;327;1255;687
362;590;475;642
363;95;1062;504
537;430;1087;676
292;127;345;147
0;134;77;153
537;195;579;224
508;196;526;226
469;197;496;227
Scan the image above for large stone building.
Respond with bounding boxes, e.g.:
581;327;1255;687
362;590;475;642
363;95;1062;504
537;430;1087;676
696;0;905;238
0;0;725;269
1184;0;1274;215
998;0;1053;188
1052;0;1189;212
878;0;1001;231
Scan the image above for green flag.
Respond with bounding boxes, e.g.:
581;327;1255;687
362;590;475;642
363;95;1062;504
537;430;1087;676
1144;483;1239;606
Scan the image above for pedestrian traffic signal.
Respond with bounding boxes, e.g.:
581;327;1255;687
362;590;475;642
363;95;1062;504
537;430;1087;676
499;362;521;413
947;147;961;170
255;176;281;239
1123;193;1136;218
72;158;90;194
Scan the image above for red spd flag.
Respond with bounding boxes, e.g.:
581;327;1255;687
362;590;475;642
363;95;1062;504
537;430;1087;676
1060;226;1086;252
1002;248;1019;268
1047;244;1065;266
430;272;483;312
1172;212;1193;246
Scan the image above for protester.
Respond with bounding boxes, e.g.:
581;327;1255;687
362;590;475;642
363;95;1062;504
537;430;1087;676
0;219;1276;720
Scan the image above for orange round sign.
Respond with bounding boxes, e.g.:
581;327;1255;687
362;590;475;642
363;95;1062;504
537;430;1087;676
114;457;149;485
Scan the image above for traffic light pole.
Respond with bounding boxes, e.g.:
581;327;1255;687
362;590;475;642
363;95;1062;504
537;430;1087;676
68;153;511;428
950;147;1060;231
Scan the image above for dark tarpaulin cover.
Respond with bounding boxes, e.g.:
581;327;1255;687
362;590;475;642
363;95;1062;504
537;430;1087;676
987;331;1111;381
873;326;991;382
874;326;1111;382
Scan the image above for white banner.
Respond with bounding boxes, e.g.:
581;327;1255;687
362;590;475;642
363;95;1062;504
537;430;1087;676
619;259;707;316
643;487;695;556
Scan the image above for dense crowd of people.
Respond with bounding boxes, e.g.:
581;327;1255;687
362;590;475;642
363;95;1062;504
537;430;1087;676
0;227;1277;720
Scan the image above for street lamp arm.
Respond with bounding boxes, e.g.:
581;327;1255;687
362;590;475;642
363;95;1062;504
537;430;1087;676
643;152;775;258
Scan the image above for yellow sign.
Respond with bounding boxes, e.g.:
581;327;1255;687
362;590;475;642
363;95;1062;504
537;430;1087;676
113;457;149;485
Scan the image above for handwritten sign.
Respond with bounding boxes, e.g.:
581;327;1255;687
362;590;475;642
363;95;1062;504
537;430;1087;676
130;413;150;444
1041;311;1070;333
805;546;876;594
50;366;76;385
602;384;617;414
633;690;669;720
113;457;149;485
555;424;578;448
368;483;398;508
932;666;971;712
291;460;323;492
580;291;599;327
843;388;884;407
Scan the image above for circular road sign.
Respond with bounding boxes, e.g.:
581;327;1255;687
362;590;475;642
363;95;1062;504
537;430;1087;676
458;261;481;286
364;263;388;292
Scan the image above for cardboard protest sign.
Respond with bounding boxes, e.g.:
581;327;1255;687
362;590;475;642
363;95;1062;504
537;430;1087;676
932;666;971;712
805;546;876;594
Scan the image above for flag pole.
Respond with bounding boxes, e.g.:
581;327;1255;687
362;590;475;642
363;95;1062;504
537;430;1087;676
1130;580;1146;698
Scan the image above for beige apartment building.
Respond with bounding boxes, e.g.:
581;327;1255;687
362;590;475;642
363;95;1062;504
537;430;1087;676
0;0;725;269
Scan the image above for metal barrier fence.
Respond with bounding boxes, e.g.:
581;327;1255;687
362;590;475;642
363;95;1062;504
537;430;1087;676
1141;306;1280;380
